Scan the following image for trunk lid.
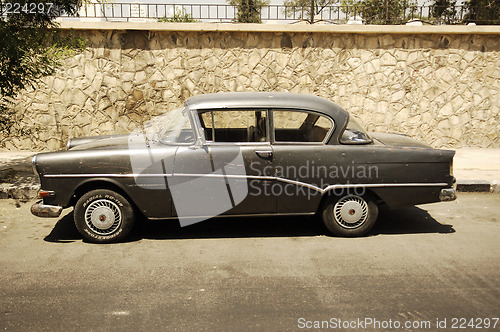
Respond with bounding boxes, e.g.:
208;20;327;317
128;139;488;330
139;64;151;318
370;132;432;148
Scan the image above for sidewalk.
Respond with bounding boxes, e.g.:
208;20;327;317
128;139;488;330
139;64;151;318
453;148;500;193
0;151;39;201
0;149;499;201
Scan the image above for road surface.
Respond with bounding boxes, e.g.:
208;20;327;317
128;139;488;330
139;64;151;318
1;193;499;331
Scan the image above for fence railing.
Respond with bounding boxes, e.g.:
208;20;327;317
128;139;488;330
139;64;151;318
6;3;494;25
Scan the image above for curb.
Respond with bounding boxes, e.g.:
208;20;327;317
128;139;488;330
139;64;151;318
0;183;40;202
456;180;500;193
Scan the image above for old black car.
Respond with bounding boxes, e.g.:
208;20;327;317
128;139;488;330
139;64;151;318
31;92;456;243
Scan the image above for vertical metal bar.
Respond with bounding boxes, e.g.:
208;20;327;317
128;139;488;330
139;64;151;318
385;0;389;24
310;0;314;23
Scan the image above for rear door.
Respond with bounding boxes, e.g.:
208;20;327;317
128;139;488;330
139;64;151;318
270;109;336;213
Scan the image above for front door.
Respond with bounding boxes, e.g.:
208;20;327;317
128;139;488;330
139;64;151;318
170;109;275;225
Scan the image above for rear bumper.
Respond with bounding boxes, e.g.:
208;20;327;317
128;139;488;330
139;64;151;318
31;202;63;218
439;188;457;201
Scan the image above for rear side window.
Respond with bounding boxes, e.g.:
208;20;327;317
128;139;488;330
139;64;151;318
272;110;333;143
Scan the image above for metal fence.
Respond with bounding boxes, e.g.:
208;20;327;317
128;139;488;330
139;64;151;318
54;3;496;25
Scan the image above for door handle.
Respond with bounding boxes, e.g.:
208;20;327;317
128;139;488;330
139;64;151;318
255;150;273;158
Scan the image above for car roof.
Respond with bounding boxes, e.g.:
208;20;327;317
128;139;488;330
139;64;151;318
184;92;348;119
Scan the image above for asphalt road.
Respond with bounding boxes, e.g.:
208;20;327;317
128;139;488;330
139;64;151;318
1;193;499;331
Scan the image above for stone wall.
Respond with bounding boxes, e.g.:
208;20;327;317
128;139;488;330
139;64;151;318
3;23;499;150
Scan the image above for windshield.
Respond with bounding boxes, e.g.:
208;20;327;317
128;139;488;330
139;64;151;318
157;107;194;144
340;116;372;144
128;107;195;146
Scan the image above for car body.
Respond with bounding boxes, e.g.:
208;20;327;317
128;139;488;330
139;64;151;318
31;92;456;243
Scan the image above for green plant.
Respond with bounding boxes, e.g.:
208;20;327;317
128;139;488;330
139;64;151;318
0;0;86;135
228;0;270;23
341;0;417;24
283;0;337;23
158;9;198;22
463;0;500;24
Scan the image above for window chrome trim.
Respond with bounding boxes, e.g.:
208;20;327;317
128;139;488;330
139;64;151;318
206;141;272;147
195;108;270;144
270;109;335;145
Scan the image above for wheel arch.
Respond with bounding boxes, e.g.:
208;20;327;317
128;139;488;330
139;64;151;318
319;186;382;237
70;179;135;210
317;186;384;213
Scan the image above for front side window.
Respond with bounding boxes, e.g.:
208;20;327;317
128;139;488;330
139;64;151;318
197;109;268;143
273;110;333;143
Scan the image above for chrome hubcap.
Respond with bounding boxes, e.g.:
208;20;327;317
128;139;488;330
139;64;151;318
334;195;368;229
85;199;122;235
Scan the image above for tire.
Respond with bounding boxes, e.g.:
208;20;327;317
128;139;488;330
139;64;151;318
74;189;135;243
321;192;378;237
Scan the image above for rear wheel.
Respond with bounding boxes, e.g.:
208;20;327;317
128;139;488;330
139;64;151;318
321;193;378;237
74;189;135;243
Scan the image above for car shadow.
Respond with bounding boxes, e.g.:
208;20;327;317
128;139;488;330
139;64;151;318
44;206;454;243
372;205;455;235
43;211;82;243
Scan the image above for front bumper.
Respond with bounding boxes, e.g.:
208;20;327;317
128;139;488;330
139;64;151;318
439;188;457;201
31;202;63;218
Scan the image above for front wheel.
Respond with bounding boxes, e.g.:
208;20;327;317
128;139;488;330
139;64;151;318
321;193;378;237
74;189;135;243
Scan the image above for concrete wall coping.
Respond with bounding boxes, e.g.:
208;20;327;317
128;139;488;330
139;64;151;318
59;21;500;35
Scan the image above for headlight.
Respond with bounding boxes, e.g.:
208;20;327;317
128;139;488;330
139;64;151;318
31;155;39;176
66;140;72;150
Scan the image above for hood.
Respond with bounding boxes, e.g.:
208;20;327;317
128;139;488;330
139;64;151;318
370;132;431;148
68;134;133;151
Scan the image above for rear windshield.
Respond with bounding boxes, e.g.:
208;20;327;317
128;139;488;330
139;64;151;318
340;116;372;145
